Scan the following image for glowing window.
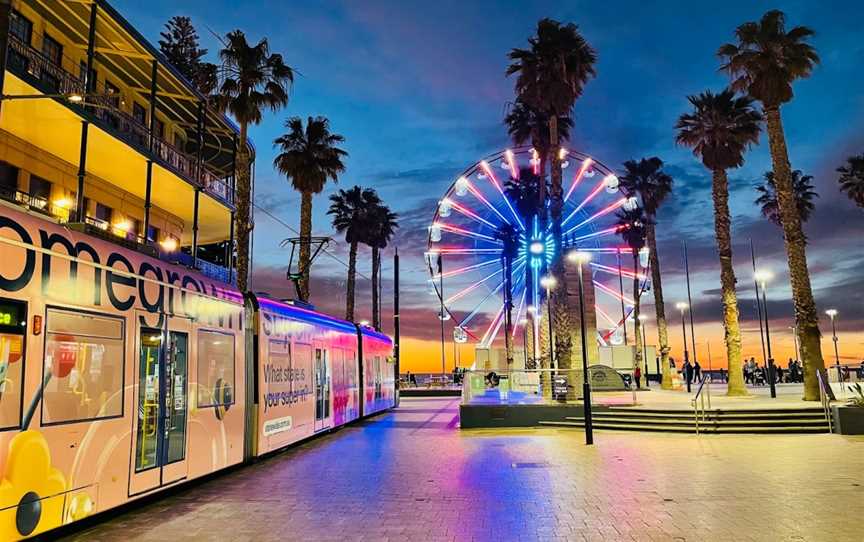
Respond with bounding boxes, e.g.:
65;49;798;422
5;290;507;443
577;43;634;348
197;330;235;407
43;309;125;424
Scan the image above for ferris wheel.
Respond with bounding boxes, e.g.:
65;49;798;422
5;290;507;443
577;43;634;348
425;146;649;353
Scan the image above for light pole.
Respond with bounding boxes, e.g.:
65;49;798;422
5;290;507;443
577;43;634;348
750;240;768;368
519;317;529;368
755;269;776;398
568;250;593;445
638;314;649;387
826;309;840;378
676;302;690;391
540;275;557;371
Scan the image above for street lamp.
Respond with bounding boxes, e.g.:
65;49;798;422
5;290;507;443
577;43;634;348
540;275;557;371
568;250;594;445
675;302;690;391
754;269;776;398
519;317;529;368
638;314;649;387
826;309;840;377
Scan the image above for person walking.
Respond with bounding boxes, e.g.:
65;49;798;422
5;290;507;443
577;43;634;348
634;366;642;390
693;360;702;383
684;359;693;392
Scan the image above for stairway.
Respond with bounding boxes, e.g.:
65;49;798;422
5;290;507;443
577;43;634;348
539;406;831;434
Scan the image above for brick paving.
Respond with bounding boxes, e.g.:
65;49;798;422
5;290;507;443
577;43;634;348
63;397;864;542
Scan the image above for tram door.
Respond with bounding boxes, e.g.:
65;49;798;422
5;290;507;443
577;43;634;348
313;346;331;432
130;314;191;495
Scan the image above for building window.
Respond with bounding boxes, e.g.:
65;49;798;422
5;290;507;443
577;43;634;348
133;102;147;125
197;330;234;408
0;299;27;431
42;308;125;425
9;11;33;44
42;34;63;65
105;80;121;108
8;11;33;73
0;162;19;195
28;175;52;211
79;61;97;91
93;203;112;230
146;225;160;244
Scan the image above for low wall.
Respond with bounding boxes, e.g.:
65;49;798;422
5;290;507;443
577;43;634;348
460;403;590;428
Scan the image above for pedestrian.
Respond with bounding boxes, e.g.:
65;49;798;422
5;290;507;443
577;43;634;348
684;359;693;392
409;371;418;387
776;364;784;384
634;366;642;390
693;360;702;383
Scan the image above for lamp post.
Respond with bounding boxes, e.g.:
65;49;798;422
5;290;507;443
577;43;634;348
755;269;776;398
676;302;690;391
638;314;649;387
540;275;557;371
568;250;593;445
826;309;840;379
519;317;529;368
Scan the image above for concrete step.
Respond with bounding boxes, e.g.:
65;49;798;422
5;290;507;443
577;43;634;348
606;407;825;416
568;416;829;428
594;411;827;421
539;420;830;434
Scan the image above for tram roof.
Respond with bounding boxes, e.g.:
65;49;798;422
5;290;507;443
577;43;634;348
253;295;359;335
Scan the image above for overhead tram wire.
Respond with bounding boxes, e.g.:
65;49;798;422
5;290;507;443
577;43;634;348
252;199;372;282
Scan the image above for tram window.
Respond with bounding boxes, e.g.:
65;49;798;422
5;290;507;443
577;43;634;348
197;331;235;407
42;309;124;425
0;300;26;431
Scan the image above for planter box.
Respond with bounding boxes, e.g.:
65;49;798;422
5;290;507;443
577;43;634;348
832;405;864;435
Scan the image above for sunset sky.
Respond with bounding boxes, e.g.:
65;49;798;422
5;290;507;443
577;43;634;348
118;0;864;373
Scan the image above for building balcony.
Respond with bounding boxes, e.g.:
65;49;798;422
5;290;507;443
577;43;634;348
0;183;236;285
6;33;235;208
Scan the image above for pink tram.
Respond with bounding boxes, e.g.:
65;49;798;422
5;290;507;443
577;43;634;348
0;204;395;540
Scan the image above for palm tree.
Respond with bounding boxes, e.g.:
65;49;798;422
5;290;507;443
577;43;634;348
615;207;650;383
213;30;294;292
507;18;597;376
837;154;864;209
366;201;399;330
328;187;378;321
718;9;825;400
619;158;674;389
755;170;818;229
676;89;762;397
274;116;348;301
504;98;572;209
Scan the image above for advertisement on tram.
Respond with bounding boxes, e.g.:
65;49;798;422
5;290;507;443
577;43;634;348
0;207;245;540
253;298;360;456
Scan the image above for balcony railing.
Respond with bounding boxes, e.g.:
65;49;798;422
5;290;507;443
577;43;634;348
7;33;85;97
6;34;235;207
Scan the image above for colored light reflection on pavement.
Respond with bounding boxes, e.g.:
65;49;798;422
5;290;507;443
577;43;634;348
64;398;864;541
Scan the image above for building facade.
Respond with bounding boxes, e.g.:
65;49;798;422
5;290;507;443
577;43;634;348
0;0;246;284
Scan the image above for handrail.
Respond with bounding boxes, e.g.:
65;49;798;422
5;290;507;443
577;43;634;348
816;369;834;433
691;375;708;435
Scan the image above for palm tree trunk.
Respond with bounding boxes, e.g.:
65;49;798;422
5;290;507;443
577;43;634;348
764;107;825;401
346;241;357;321
233;123;252;291
298;191;313;301
547;115;573;377
647;224;672;389
372;245;380;330
711;168;746;396
632;252;642;384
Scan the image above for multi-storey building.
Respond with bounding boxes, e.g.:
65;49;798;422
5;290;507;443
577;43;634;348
0;0;247;284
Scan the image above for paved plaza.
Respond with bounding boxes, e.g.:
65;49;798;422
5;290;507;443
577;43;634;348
63;397;863;542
